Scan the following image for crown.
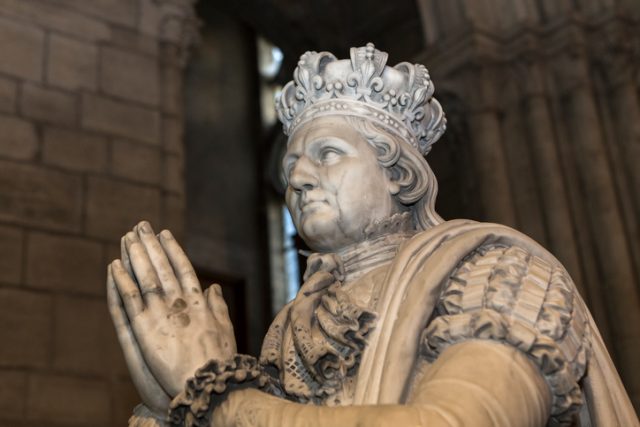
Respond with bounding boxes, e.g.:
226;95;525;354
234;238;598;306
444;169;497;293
275;43;446;156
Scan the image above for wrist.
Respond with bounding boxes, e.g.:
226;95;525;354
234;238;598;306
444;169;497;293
168;354;277;427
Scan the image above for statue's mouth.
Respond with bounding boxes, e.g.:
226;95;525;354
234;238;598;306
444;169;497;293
300;200;328;217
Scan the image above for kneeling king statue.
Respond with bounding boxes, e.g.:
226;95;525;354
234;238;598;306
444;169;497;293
107;43;639;426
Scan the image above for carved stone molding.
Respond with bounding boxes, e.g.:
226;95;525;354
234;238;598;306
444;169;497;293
140;0;201;66
419;14;639;82
591;20;640;88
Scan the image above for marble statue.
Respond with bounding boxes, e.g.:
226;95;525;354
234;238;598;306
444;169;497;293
107;43;639;426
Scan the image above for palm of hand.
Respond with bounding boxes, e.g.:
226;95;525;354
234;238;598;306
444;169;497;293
107;221;236;411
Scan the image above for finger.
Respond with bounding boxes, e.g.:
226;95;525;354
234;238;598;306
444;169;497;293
111;260;144;317
135;221;181;298
206;284;233;326
159;230;202;296
107;265;171;412
107;264;131;328
128;241;165;306
205;284;237;356
122;230;143;277
120;232;135;279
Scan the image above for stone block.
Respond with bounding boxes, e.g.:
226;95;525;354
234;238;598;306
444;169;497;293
0;16;44;81
0;115;38;160
26;374;110;426
53;0;137;28
0;76;16;113
163;153;184;194
26;232;104;296
53;296;111;374
139;0;162;37
20;83;77;126
0;288;52;368
0;369;27;419
85;176;161;240
47;34;98;91
101;46;159;106
0;224;22;285
42;127;108;173
163;115;183;155
82;93;160;145
109;26;158;56
0;160;83;232
112;380;141;427
0;0;111;41
111;139;162;185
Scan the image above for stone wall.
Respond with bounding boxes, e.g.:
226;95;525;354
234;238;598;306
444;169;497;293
0;1;196;425
416;0;640;410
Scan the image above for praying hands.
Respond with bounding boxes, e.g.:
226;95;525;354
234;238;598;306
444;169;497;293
107;221;237;414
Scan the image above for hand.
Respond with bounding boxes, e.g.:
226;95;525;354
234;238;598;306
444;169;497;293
109;221;237;397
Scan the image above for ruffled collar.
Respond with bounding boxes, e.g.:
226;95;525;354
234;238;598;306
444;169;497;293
259;212;416;404
336;212;415;283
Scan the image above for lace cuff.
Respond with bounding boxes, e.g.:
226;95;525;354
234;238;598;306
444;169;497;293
168;354;278;427
421;245;591;426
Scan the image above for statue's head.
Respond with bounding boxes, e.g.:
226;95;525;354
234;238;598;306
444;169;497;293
276;43;447;252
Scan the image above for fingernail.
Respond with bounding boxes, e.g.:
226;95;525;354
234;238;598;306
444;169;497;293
125;231;136;245
139;221;152;234
212;284;222;296
160;229;173;240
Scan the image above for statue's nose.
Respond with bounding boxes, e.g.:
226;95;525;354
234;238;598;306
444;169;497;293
289;156;318;192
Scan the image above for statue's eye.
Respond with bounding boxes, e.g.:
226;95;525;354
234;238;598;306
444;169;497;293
319;147;341;163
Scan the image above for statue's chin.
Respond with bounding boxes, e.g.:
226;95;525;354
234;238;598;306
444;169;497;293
298;214;354;253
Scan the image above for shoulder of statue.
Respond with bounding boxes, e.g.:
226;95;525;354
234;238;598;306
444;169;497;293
421;242;591;423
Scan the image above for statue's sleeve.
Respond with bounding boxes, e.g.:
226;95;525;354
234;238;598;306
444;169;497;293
167;244;591;427
192;338;554;427
421;244;591;424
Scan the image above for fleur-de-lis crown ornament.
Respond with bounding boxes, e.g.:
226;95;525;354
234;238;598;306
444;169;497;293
276;43;446;156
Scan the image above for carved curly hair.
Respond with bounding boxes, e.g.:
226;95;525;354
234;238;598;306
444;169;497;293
344;116;443;230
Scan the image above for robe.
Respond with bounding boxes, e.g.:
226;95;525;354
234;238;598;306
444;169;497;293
162;219;639;426
260;219;638;426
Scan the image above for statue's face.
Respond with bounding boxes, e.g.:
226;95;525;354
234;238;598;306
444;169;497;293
284;116;401;252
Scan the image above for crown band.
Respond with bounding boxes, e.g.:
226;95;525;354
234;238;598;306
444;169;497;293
289;99;418;149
